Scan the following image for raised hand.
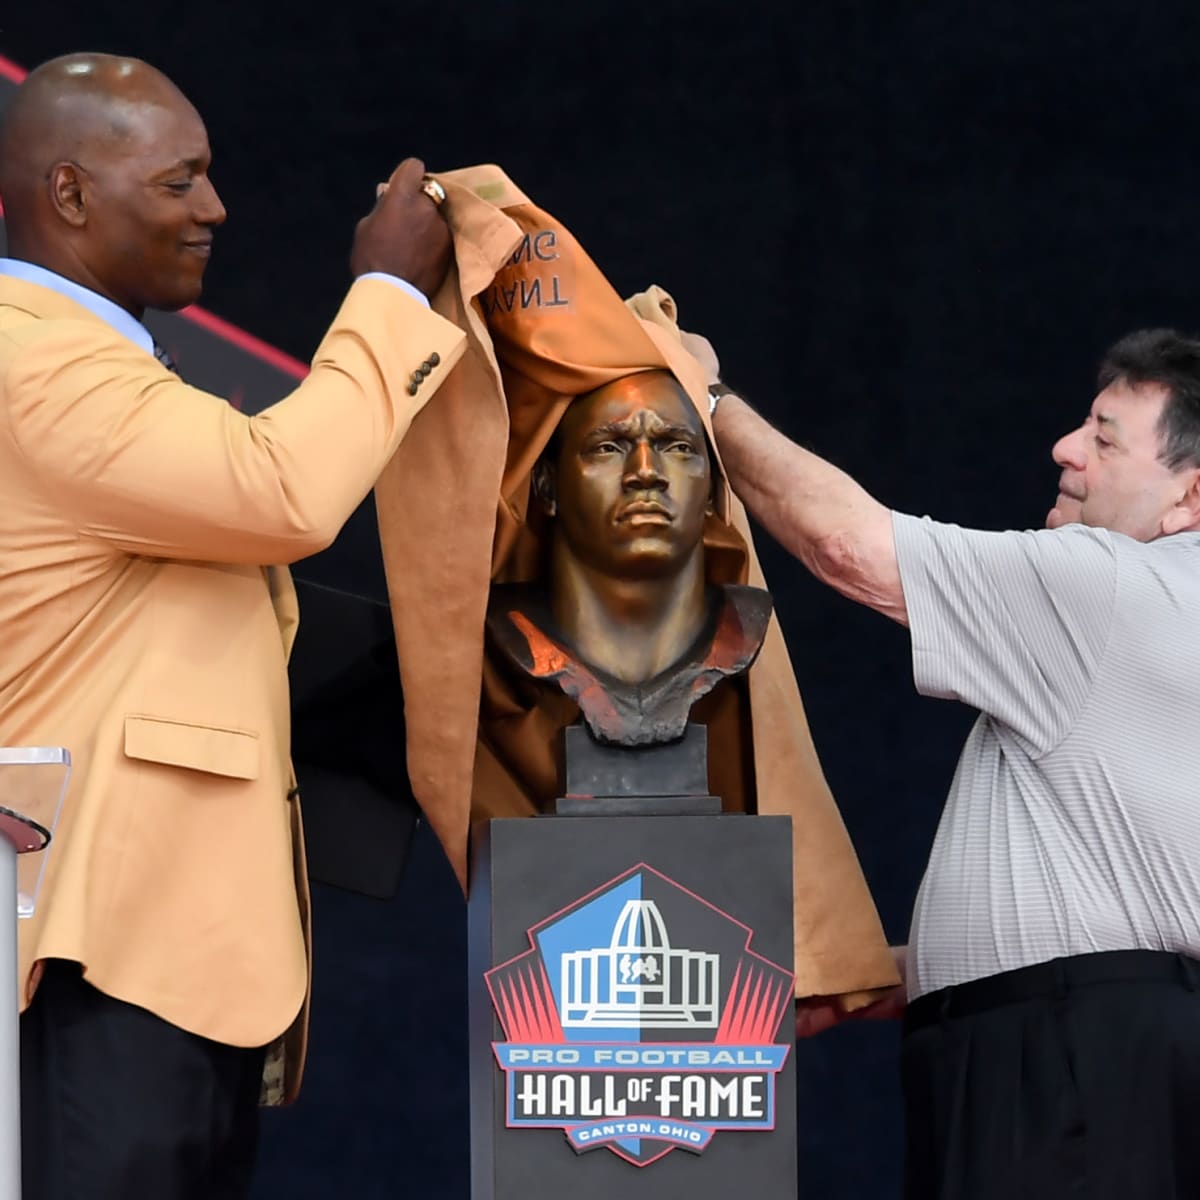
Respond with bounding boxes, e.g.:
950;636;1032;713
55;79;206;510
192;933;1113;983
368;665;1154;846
350;157;453;298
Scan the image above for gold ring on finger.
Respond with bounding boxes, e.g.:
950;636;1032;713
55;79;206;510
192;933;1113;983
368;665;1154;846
420;177;447;207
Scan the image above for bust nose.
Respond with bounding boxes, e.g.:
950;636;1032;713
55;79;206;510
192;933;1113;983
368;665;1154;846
624;441;667;490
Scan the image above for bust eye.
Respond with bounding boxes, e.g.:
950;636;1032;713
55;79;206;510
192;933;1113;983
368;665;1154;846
588;440;623;455
664;440;697;456
163;179;194;194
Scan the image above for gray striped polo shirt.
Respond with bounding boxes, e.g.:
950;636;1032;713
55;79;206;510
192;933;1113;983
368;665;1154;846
892;512;1200;998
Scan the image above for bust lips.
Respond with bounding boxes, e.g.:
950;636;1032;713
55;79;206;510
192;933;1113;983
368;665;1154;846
615;499;673;526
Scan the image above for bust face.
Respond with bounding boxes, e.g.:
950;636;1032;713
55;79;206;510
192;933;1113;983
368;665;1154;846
540;370;712;580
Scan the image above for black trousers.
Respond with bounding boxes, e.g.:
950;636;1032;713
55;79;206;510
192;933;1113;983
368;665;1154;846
902;950;1200;1200
20;959;266;1200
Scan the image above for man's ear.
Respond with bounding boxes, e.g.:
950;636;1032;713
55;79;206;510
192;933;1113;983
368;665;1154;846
1163;468;1200;535
532;458;557;517
47;161;88;228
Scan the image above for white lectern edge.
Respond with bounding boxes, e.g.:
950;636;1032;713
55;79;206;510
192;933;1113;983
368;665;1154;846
0;746;71;1200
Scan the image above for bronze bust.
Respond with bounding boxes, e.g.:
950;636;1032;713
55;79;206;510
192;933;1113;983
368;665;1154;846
486;369;771;751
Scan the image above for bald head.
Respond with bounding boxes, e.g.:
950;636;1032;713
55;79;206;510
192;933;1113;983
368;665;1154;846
0;52;225;315
1;55;183;223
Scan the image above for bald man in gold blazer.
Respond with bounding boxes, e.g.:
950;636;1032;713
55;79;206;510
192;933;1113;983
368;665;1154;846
0;51;466;1200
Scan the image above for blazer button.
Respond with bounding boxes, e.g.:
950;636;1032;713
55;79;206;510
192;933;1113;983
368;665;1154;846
421;359;434;373
411;370;425;384
407;381;419;396
429;352;441;367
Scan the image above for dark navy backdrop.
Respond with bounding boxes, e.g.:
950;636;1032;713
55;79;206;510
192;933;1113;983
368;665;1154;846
6;6;1200;1195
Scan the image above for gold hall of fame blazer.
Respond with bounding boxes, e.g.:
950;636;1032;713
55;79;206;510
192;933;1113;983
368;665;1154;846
0;274;465;1100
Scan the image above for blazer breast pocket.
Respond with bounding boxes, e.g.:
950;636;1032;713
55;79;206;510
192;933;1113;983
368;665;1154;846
123;715;260;780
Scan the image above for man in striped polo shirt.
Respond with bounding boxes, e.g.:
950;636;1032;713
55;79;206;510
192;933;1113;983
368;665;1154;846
703;328;1200;1199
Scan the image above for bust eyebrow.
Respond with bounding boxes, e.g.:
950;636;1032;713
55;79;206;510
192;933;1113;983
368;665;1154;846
585;420;700;441
585;422;636;439
652;423;702;441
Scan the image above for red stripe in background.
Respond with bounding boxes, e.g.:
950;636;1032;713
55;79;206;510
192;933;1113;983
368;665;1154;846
0;52;308;381
178;305;308;380
0;54;27;83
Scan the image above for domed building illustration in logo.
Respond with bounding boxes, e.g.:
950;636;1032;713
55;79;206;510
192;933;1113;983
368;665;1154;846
560;898;719;1029
486;863;794;1167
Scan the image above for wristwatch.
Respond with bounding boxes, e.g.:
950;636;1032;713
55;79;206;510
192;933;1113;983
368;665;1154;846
707;381;737;417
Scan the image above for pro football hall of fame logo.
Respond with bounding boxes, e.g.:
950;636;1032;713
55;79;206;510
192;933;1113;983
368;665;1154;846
485;863;795;1168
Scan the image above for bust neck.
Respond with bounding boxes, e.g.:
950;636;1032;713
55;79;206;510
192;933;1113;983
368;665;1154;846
547;544;708;684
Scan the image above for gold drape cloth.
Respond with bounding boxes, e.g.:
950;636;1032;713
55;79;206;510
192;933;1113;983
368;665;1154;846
373;165;898;1003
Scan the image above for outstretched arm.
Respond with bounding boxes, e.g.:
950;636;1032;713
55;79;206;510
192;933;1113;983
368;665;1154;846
794;945;908;1037
711;391;908;626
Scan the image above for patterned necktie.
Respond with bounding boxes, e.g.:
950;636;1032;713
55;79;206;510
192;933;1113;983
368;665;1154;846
152;340;179;374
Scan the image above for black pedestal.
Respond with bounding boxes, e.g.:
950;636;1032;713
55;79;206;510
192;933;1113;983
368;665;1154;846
468;813;797;1199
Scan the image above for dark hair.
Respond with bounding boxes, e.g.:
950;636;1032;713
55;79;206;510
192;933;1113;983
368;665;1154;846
1097;329;1200;470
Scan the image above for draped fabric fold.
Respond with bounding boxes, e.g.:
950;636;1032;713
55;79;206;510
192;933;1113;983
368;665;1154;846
373;164;898;1004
